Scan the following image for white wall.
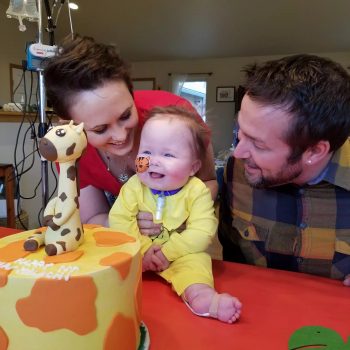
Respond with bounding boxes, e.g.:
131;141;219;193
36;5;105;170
1;4;349;227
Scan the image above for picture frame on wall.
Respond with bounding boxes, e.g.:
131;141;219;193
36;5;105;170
216;86;235;102
132;78;156;90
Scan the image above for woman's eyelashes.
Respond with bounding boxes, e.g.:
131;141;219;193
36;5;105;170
120;110;131;121
92;125;107;134
91;110;132;134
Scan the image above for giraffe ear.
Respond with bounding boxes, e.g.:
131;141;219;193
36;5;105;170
75;122;85;134
69;120;74;126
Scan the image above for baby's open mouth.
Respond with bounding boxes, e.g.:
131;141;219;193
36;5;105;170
150;172;164;179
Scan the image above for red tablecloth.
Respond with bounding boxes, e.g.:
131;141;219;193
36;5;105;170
1;227;349;349
0;227;21;238
142;260;350;350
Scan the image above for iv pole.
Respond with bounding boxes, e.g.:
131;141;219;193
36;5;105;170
37;0;49;209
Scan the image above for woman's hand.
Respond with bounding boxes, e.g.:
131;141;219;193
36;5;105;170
137;211;162;236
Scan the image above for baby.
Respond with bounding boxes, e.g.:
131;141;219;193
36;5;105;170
109;105;242;323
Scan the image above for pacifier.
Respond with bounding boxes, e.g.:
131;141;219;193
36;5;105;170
135;156;150;173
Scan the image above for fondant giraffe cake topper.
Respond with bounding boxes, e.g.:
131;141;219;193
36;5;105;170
24;121;87;256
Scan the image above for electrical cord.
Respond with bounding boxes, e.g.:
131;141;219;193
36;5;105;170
11;66;58;229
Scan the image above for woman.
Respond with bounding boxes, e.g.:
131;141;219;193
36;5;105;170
44;35;218;229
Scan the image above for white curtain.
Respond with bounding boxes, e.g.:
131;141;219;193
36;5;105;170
169;74;188;95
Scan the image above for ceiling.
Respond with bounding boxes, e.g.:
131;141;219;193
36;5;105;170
43;0;350;62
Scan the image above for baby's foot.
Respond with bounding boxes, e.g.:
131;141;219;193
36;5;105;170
184;284;242;324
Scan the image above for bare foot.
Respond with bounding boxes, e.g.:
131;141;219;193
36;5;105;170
184;283;242;324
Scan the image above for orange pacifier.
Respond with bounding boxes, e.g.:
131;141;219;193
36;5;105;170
135;156;150;173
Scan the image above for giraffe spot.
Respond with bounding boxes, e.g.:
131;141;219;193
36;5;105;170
0;326;9;350
61;228;70;236
57;241;67;251
59;192;67;201
16;277;97;335
66;143;76;156
43;215;54;226
67;165;77;181
44;250;84;264
43;216;60;231
100;252;133;280
74;196;79;209
104;313;138;350
49;222;60;231
75;228;82;241
93;231;136;247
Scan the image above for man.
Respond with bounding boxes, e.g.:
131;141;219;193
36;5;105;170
218;54;350;286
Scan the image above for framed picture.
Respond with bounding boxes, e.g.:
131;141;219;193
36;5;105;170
216;86;235;102
132;78;156;90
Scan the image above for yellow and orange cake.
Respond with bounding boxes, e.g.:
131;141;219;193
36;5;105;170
0;224;143;350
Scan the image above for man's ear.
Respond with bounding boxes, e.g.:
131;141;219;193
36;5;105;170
190;160;202;176
303;140;331;164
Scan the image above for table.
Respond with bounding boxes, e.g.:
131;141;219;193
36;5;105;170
1;228;349;349
142;261;350;349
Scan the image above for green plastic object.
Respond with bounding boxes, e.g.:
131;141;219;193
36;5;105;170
288;326;350;350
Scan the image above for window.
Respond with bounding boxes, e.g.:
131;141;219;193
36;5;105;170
170;74;209;121
179;81;207;121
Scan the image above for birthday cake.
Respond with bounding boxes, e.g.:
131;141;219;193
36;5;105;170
0;224;143;350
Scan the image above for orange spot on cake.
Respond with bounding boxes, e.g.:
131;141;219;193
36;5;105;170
104;314;138;350
100;252;133;280
16;277;97;335
93;231;136;247
0;269;11;288
0;326;9;350
0;240;30;262
44;250;84;264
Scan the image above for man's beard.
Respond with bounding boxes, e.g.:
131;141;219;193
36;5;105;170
244;159;303;189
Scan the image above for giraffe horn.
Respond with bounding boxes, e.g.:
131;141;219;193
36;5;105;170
75;122;85;134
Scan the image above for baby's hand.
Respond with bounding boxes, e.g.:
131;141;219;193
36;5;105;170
137;211;162;236
142;245;163;272
152;246;170;271
343;274;350;287
142;246;157;272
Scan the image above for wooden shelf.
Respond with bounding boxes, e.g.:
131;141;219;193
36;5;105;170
0;111;57;123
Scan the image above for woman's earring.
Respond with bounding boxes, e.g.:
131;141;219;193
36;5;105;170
307;160;312;165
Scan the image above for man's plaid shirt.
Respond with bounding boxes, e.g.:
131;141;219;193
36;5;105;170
219;140;350;280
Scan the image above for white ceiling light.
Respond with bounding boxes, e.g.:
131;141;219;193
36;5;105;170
69;2;79;10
